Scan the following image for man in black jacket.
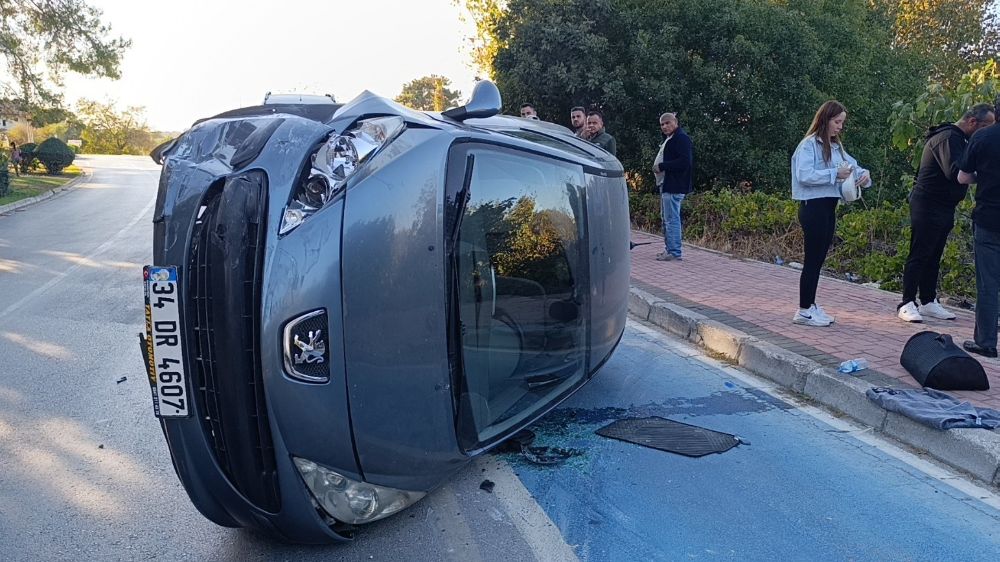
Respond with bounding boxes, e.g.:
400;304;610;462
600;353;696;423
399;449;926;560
959;109;1000;357
897;104;995;323
653;112;694;261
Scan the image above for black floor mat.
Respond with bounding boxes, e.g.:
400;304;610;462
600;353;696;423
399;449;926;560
595;416;741;457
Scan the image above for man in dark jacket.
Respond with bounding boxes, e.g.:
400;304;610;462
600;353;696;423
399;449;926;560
897;103;995;323
585;110;616;155
653;112;694;261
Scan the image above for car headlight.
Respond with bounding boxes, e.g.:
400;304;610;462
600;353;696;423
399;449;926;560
293;457;425;525
279;116;405;235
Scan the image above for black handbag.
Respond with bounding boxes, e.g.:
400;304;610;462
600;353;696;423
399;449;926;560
900;331;989;391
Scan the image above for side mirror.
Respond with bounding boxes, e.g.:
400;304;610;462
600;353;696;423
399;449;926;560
442;80;502;122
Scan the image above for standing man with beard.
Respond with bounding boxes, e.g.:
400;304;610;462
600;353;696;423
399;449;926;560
897;104;995;323
570;106;588;138
653;112;693;261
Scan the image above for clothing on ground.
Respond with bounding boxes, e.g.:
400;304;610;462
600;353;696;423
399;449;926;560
865;387;1000;430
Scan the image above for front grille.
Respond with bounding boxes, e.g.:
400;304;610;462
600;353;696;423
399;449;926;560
187;171;280;512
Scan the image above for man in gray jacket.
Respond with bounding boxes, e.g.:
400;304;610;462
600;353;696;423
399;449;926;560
585;110;616;156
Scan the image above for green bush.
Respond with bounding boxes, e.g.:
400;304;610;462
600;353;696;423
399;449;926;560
18;142;37;174
35;137;76;175
677;189;801;261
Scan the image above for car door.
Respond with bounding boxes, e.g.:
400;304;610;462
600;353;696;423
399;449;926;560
448;144;591;451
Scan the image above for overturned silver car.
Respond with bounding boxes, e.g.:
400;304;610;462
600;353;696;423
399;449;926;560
141;81;630;543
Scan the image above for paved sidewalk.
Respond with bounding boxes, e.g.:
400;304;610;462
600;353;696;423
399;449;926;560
630;230;1000;411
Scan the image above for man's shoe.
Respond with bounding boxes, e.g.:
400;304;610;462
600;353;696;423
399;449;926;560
655;252;681;261
919;299;956;320
963;340;997;358
897;301;923;323
813;303;835;324
793;307;831;327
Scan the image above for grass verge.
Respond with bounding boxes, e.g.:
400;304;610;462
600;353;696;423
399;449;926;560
0;165;84;207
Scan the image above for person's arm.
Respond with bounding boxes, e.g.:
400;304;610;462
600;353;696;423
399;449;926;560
606;135;617;156
792;138;838;187
929;133;966;182
658;135;692;173
958;137;979;185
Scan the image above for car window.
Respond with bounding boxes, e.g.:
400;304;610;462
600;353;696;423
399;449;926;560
455;149;589;446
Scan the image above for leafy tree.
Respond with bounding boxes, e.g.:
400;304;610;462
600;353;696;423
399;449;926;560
31;106;78;128
77;98;154;154
5;121;33;145
890;59;1000;168
464;0;924;198
881;0;1000;84
395;75;462;111
0;0;130;106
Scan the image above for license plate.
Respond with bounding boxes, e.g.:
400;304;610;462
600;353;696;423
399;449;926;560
143;266;190;418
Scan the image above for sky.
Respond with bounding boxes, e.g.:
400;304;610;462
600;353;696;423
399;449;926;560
62;0;482;132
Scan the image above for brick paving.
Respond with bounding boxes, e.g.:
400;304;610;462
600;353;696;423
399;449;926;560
630;230;1000;410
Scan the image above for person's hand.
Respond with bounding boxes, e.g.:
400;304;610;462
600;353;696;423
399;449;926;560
836;166;853;180
858;171;871;188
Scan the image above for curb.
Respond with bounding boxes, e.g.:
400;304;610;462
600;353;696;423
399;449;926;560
0;171;90;215
629;286;1000;488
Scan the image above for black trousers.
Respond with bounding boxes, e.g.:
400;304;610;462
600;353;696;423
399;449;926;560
900;197;956;305
798;198;839;309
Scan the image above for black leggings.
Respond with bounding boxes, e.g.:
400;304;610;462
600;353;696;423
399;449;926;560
798;198;838;309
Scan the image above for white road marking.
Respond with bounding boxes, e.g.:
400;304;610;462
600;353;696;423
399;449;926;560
475;456;580;561
629;320;1000;511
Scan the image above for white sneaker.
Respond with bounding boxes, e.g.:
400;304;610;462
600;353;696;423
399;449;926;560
813;304;835;324
793;306;832;327
897;301;923;323
919;299;956;320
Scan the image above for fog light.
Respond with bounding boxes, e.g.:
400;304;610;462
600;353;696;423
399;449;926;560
293;457;425;524
279;206;307;235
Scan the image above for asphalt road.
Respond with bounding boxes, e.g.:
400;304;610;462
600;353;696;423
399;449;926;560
1;155;999;561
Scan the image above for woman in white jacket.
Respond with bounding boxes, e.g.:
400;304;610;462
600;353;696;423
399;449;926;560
791;100;871;326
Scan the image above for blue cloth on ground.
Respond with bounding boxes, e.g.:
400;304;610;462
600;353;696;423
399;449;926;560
866;387;1000;430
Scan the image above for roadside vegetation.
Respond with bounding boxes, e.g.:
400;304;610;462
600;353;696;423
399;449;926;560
0;165;82;207
463;0;999;300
